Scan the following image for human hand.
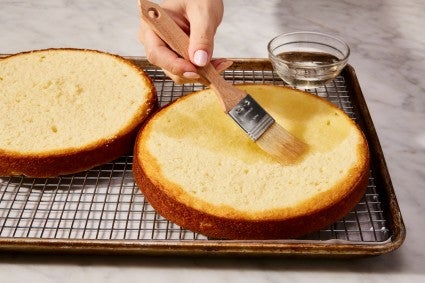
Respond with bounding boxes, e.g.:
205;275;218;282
138;0;232;84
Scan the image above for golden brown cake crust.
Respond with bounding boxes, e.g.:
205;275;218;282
133;153;369;239
133;84;370;239
1;124;139;177
0;48;157;177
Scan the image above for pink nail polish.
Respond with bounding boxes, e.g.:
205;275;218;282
193;50;208;66
183;72;200;79
217;60;233;72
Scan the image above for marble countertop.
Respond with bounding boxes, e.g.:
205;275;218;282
1;0;424;282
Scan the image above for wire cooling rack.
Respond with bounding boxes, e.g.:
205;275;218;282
0;58;404;257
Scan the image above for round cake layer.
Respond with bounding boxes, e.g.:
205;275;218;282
0;48;156;177
133;84;369;239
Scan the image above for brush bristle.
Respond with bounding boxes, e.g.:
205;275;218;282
255;123;307;164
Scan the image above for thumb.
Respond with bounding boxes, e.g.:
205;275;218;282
186;4;223;66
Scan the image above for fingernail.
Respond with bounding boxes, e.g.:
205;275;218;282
183;72;200;79
193;50;208;66
217;60;234;72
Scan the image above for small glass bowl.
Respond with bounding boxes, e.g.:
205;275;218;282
267;31;350;89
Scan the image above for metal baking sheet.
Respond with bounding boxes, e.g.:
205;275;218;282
0;57;405;257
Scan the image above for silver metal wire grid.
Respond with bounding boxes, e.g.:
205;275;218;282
0;65;389;246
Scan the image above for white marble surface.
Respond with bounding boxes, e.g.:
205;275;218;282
1;0;424;282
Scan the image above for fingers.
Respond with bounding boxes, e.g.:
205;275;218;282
186;0;224;67
164;59;233;85
139;19;199;80
138;0;225;84
212;58;233;73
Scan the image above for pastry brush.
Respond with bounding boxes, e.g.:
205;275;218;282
139;0;307;163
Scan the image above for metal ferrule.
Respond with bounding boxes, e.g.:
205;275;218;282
228;94;275;140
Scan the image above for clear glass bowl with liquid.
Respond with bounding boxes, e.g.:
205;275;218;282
267;31;350;89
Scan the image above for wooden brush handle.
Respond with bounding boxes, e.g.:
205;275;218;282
139;0;246;112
